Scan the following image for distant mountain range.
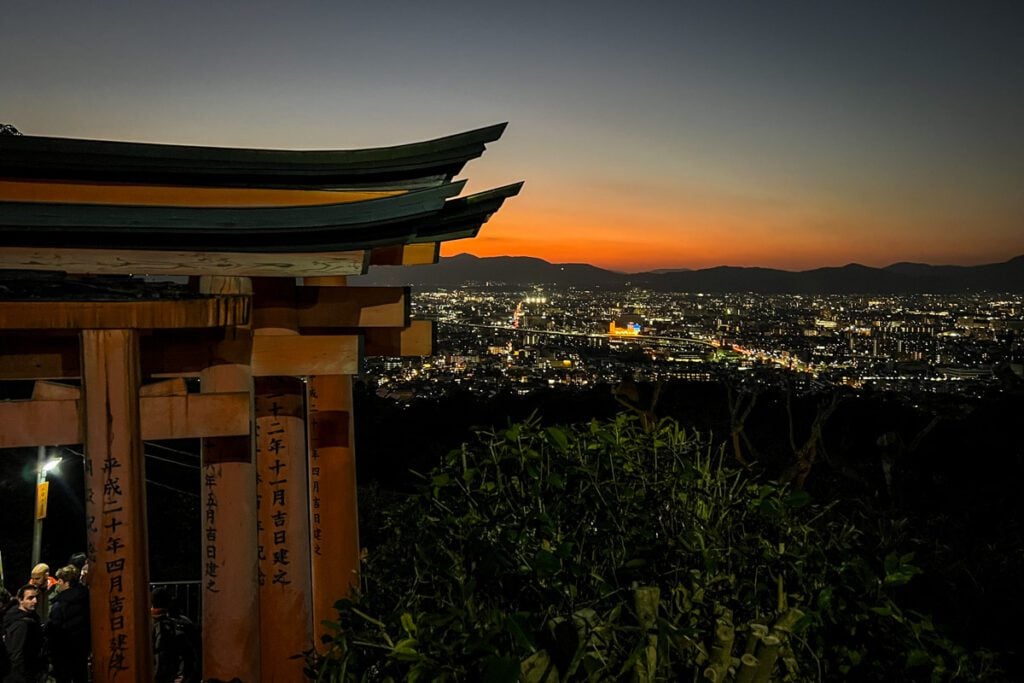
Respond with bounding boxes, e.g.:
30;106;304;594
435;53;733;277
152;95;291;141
355;253;1024;293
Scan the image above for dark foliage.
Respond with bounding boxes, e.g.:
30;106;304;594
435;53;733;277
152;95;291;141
311;415;1001;681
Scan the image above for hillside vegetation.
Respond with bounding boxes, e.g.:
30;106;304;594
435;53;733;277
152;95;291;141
309;415;1000;681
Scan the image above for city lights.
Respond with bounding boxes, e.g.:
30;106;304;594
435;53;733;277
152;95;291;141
368;288;1023;403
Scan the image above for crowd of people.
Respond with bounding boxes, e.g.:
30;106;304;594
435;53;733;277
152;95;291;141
1;557;89;683
1;557;198;683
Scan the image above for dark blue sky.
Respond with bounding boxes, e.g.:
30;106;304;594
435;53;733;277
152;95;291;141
3;1;1022;270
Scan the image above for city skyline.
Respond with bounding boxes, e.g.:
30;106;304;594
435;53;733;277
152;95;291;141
371;286;1024;402
3;1;1023;271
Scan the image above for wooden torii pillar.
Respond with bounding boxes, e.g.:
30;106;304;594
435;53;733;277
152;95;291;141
196;276;261;682
304;276;362;643
80;328;150;681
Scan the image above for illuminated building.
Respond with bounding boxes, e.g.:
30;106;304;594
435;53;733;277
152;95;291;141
609;315;643;336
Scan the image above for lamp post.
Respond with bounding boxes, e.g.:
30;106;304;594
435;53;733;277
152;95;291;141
31;446;62;568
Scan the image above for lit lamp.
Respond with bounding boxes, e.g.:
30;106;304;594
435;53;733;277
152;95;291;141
31;447;62;568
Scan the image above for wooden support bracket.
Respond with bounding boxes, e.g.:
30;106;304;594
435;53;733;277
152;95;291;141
251;335;361;376
363;320;434;357
295;286;409;328
31;380;81;400
369;242;439;266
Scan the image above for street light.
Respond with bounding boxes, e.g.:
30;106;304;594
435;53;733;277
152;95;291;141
31;447;62;568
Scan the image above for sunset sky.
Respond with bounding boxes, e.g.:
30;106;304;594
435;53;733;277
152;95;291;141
2;1;1022;272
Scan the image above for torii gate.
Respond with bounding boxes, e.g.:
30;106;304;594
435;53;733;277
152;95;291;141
0;125;520;682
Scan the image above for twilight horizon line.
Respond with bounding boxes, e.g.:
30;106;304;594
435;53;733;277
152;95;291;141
441;248;1024;275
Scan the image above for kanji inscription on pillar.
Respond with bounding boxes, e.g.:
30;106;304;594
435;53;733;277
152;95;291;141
81;329;152;682
203;463;221;594
307;374;360;646
255;377;312;681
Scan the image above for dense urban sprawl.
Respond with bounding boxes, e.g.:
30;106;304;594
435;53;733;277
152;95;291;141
365;288;1024;400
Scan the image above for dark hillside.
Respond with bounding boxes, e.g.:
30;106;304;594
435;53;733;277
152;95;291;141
354;381;1024;673
355;254;1024;292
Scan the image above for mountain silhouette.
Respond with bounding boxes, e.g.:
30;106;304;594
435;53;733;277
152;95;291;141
355;253;1024;293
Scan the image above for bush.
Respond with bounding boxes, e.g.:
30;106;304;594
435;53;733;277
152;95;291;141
308;415;999;681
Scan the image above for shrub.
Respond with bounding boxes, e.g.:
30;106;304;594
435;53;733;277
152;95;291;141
309;415;998;681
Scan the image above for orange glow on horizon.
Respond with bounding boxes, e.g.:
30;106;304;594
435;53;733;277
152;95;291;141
444;195;1024;272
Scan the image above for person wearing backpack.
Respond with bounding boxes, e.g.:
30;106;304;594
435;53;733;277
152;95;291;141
46;565;90;683
151;588;199;683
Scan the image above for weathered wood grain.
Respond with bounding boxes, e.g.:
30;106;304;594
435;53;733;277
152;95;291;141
0;246;369;276
80;329;152;682
0;296;249;329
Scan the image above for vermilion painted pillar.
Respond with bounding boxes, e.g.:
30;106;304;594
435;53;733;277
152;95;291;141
255;377;313;681
81;329;153;681
198;276;261;683
307;373;360;645
303;276;362;647
253;279;313;682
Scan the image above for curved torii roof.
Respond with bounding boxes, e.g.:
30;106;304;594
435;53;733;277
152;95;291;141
0;124;522;272
0;123;508;188
0;182;523;252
